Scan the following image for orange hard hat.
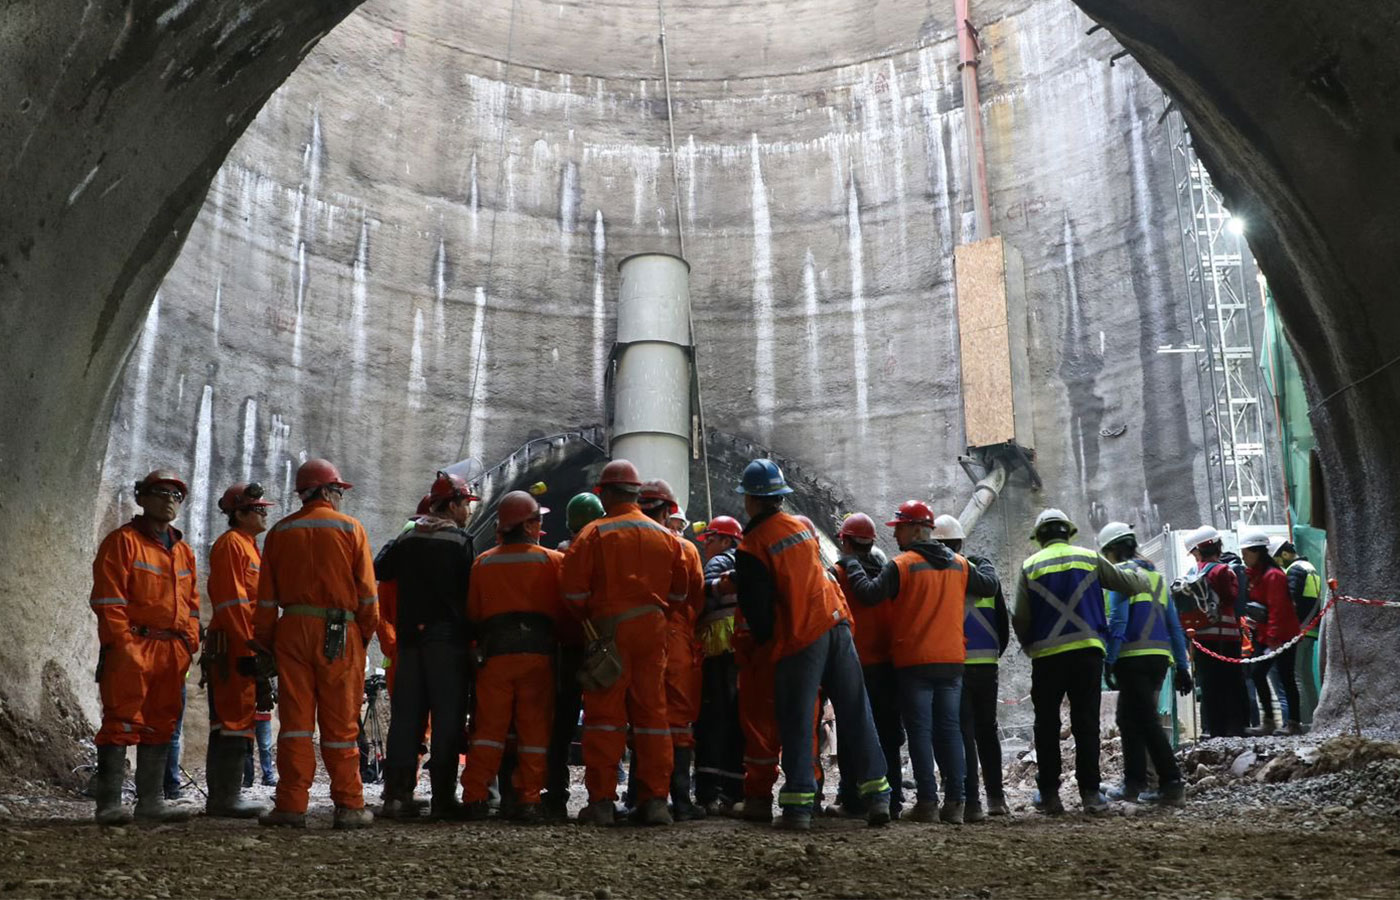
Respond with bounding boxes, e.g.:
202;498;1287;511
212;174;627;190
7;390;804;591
135;469;188;497
886;500;936;528
496;490;548;531
429;470;479;505
597;459;642;489
217;482;274;514
701;515;743;540
638;478;679;513
837;513;877;543
295;458;352;494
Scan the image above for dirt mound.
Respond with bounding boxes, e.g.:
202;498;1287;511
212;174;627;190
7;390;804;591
0;662;91;791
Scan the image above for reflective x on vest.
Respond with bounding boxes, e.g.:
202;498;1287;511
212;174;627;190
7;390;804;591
964;596;999;664
1119;562;1171;659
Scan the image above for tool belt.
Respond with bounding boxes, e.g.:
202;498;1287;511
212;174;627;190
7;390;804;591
282;605;355;662
130;623;193;655
479;612;555;658
577;605;661;692
199;629;232;688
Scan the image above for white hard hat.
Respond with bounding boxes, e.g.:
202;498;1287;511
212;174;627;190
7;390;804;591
1239;530;1271;550
1032;508;1077;539
1096;521;1135;552
1184;525;1222;553
668;506;687;522
932;514;965;541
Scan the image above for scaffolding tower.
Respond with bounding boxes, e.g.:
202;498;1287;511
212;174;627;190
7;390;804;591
1165;100;1274;528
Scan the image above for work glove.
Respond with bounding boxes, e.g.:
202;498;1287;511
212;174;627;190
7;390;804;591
255;677;276;711
1103;666;1119;692
245;639;279;680
1174;668;1194;696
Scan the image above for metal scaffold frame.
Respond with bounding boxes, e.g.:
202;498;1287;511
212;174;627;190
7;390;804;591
1164;99;1274;528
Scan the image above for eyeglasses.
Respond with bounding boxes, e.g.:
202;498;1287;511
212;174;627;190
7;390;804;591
144;488;185;502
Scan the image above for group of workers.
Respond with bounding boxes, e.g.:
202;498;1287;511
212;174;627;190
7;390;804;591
85;454;1320;830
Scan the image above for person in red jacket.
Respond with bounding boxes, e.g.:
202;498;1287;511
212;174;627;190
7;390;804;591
1239;532;1302;736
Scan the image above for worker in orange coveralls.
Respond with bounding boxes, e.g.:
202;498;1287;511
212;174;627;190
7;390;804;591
255;458;379;830
636;482;706;820
561;459;689;827
460;490;563;822
203;481;275;819
89;469;201;826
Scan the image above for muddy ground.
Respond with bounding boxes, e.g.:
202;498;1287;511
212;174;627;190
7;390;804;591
2;735;1400;900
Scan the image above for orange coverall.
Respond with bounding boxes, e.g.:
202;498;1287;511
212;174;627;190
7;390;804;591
665;539;706;749
254;500;379;813
460;543;565;805
90;518;200;745
561;504;688;803
206;529;262;738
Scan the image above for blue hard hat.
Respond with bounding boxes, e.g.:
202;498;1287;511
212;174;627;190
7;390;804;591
736;459;793;496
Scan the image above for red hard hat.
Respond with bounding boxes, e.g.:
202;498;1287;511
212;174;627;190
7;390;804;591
886;500;936;528
415;494;432;516
135;469;189;497
217;482;274;514
496;490;549;532
429;470;479;505
597;459;642;489
837;513;877;543
701;515;743;540
638;478;679;513
295;458;352;494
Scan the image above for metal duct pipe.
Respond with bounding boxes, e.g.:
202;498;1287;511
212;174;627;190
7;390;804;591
611;252;692;506
957;456;1008;536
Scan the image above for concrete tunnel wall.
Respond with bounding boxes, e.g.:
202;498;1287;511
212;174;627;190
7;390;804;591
23;0;1395;752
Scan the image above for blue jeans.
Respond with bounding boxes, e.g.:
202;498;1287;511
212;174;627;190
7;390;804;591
165;684;187;797
773;623;890;810
897;666;965;804
245;719;276;785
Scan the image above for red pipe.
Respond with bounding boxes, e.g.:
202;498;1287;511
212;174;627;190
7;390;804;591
956;0;993;241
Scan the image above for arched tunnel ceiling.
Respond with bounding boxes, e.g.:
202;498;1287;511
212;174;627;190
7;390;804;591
0;0;1396;746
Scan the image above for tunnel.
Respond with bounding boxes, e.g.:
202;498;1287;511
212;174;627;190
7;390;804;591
1;0;1399;889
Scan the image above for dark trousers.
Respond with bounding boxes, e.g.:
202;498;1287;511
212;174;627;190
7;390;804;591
836;662;904;814
1031;647;1103;797
896;666;964;804
1251;645;1300;723
694;652;745;804
386;637;470;800
1113;655;1181;787
1196;643;1248;737
960;663;1003;803
545;645;584;810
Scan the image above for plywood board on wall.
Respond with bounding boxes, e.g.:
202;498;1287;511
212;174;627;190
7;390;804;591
955;237;1014;449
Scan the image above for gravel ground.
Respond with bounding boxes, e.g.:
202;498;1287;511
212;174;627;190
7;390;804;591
3;736;1400;900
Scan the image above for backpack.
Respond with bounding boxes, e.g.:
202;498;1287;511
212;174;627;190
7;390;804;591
1171;568;1221;627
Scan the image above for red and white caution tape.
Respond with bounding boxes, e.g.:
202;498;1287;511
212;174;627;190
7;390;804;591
1187;584;1396;664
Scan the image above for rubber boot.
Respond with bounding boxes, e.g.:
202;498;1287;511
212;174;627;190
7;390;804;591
94;745;132;826
576;799;616;826
134;745;191;823
333;806;374;830
1245;715;1278;737
669;748;706;821
206;736;268;818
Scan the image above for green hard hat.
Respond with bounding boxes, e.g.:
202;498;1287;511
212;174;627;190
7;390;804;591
566;492;606;533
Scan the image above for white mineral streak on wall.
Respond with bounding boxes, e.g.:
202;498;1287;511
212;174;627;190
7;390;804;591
560;160;578;250
885;59;910;259
749;134;776;438
1063;211;1089;498
350;217;370;406
433;237;448;365
469;153;480;239
847;179;870;427
306;110;324;238
467;286;489;463
188;385;214;554
684;135;698;234
265;413;289;490
282;460;293;510
591;210;607;410
632;146;661;228
408;308;427;409
802;249;823;405
128;294;161;459
240;398;258;481
212;278;222;346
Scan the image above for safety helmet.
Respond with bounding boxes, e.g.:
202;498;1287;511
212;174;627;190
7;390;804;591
295;458;352;494
638;479;680;512
1269;536;1295;558
1096;521;1135;553
932;514;965;541
1031;508;1077;540
669;506;687;523
496;490;548;532
1238;530;1271;551
1184;525;1222;553
735;459;793;497
566;492;606;533
217;482;273;515
415;494;432;516
597;459;643;490
700;515;743;540
837;513;878;543
135;469;188;498
429;470;479;506
886;500;936;528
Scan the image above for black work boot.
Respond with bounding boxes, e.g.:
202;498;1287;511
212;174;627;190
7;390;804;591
380;766;425;819
669;748;706;821
134;745;191;823
206;736;268;818
94;745;131;826
429;765;463;821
